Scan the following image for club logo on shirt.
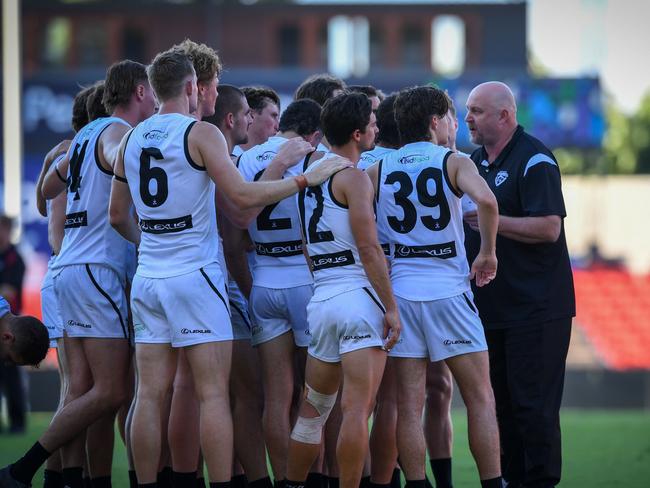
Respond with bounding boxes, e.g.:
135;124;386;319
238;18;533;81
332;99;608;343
495;171;509;187
139;215;193;234
257;151;277;163
394;242;457;259
255;240;303;257
143;129;168;141
64;211;88;229
398;154;428;165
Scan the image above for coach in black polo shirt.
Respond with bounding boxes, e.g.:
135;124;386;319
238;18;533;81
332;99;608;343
463;82;575;488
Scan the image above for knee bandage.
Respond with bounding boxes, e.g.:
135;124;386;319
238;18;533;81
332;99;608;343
290;384;337;444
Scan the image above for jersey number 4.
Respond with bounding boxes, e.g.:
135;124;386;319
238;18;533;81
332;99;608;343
386;168;451;233
68;140;89;200
140;147;168;207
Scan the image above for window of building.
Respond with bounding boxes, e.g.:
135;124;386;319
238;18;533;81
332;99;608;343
401;24;423;67
327;15;369;78
123;28;146;63
78;23;107;67
42;17;71;68
279;25;301;66
432;15;465;76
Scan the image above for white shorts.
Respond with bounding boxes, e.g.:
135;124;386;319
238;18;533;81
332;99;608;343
228;281;252;341
131;263;232;347
249;284;313;347
307;287;386;363
41;269;63;348
389;292;487;362
54;264;129;340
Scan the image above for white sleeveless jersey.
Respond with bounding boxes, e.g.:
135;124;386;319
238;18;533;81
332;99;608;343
123;113;219;278
54;117;131;277
299;155;370;301
238;136;313;288
376;141;470;301
358;146;395;171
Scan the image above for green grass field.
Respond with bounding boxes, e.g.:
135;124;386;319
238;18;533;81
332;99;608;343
1;410;649;487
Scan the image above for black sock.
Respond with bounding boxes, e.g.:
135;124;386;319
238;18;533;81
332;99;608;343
480;477;502;488
249;476;273;488
429;458;452;488
10;442;52;484
389;469;401;488
92;475;112;488
197;478;206;488
275;479;287;488
139;483;158;488
326;477;339;488
157;467;173;488
210;483;231;488
286;479;306;488
404;480;426;488
359;476;371;488
232;474;249;488
173;471;198;488
63;467;85;488
129;470;138;488
84;476;93;488
368;483;390;488
306;473;324;488
44;469;64;488
424;478;434;488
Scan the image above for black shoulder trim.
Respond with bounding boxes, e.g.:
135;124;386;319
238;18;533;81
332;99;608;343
303;150;315;172
328;170;348;209
55;165;67;183
235;154;243;168
95;124;115;176
184;121;204;171
442;150;462;198
375;159;383;203
113;174;128;183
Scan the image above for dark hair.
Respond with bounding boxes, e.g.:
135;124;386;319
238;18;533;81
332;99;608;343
103;60;148;113
86;81;109;122
147;48;195;103
203;84;246;129
394;86;449;145
0;215;13;230
295;74;346;106
177;38;222;83
348;84;383;101
321;93;372;147
71;85;94;132
9;316;50;367
279;99;321;137
445;91;457;119
375;94;400;148
241;86;280;113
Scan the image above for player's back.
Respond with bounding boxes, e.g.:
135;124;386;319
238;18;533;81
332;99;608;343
124;113;218;278
239;136;313;288
55;116;131;276
358;145;395;171
376;141;469;300
300;155;370;301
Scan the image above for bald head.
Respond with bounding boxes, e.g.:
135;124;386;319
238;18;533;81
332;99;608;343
465;81;518;148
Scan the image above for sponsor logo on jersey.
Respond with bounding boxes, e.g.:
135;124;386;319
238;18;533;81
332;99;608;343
380;243;391;256
139;215;193;234
311;250;355;271
64;211;88;229
443;339;472;345
342;334;371;341
398;154;428;165
257;150;277;163
143;129;168;141
181;328;211;334
495;170;509;186
255;239;303;257
67;319;92;329
394;242;457;259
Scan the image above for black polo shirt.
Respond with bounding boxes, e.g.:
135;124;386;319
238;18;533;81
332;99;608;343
464;125;575;329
